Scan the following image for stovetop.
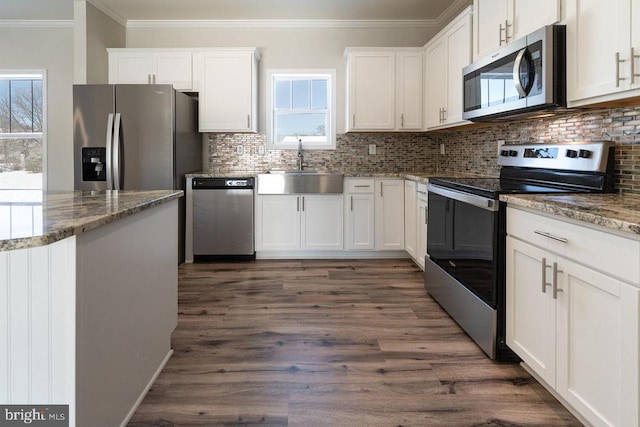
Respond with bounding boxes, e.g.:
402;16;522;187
428;177;575;199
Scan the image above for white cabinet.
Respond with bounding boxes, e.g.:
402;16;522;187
108;49;193;90
345;49;423;131
506;207;640;427
416;184;428;270
566;0;640;106
344;179;375;250
472;0;560;60
193;49;259;133
404;180;417;259
256;194;343;251
424;7;472;129
375;179;405;250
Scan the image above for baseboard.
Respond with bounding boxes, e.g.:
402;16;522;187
256;250;410;259
119;350;174;427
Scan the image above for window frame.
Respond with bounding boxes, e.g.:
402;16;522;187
0;69;47;190
266;68;336;150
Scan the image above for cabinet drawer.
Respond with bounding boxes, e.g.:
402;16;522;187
348;179;375;193
507;207;640;285
416;183;428;202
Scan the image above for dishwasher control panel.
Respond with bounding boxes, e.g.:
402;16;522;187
192;177;255;189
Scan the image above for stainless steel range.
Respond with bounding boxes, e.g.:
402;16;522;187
424;141;615;360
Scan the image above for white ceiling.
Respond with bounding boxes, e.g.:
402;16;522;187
0;0;468;22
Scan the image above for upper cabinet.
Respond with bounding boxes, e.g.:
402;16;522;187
193;49;259;133
424;7;472;129
566;0;640;106
108;49;193;91
472;0;560;60
345;48;423;132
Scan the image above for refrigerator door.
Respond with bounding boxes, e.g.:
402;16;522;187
73;84;115;191
114;84;175;190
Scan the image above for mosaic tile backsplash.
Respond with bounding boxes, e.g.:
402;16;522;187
205;105;640;193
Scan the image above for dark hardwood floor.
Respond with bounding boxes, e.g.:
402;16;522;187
128;259;582;426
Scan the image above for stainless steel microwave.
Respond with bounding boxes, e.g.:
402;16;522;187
462;25;566;122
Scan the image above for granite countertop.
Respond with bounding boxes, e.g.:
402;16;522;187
0;189;182;252
501;193;640;236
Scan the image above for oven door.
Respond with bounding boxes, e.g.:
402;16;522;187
427;184;499;307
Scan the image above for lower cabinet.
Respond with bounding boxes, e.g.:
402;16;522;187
345;179;376;250
256;194;343;251
404;180;417;258
506;207;640;427
375;179;405;250
416;184;428;270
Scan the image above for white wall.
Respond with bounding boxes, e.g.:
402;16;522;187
0;26;74;190
126;25;438;133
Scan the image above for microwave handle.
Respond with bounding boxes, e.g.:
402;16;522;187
513;48;534;97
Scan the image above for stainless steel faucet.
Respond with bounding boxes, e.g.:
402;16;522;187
297;139;304;171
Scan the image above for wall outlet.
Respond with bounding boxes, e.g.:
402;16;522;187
440;143;446;155
368;144;377;155
258;145;266;155
236;145;244;155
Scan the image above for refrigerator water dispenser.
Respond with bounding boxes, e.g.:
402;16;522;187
81;147;106;181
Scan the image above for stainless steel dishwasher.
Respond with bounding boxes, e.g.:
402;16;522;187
191;177;255;261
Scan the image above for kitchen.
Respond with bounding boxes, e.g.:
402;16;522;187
1;0;640;426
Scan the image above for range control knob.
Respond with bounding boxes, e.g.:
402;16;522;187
578;149;592;158
500;150;510;157
566;149;578;158
508;150;518;157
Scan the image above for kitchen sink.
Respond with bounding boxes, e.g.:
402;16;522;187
257;171;344;194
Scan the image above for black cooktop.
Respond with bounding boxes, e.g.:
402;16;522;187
428;176;586;199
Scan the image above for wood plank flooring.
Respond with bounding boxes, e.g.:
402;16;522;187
128;259;582;426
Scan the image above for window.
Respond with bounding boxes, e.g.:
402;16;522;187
267;69;336;149
0;72;45;189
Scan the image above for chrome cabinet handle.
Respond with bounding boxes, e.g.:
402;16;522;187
534;230;568;244
247;115;251;128
354;185;371;188
350;195;353;211
442;108;447;122
352;114;356;128
541;257;552;293
505;20;512;42
499;23;505;45
147;74;151;84
552;262;563;299
380;182;383;197
632;47;640;84
302;196;305;212
425;206;428;224
616;52;628;87
112;113;122;190
297;196;300;212
400;113;404;128
152;74;156;84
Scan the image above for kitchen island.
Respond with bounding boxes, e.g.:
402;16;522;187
0;189;182;427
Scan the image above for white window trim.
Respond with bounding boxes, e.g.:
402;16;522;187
0;69;47;190
266;68;336;150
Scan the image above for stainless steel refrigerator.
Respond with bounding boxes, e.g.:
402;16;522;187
73;84;202;263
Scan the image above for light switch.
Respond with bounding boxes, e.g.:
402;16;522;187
368;144;376;155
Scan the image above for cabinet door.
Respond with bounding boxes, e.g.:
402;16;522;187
155;52;193;90
109;53;155;84
345;193;375;250
396;52;423;130
556;259;640;427
195;50;256;132
473;0;509;60
347;52;395;130
445;11;472;125
375;180;405;250
424;36;447;128
256;195;300;251
566;0;631;102
404;180;417;258
510;0;560;41
301;195;343;250
416;198;428;270
506;237;556;386
633;1;640;90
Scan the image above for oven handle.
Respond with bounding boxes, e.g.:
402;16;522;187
427;184;499;212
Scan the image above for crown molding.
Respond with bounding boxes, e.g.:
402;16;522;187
435;0;473;29
126;19;439;30
0;20;74;28
85;0;127;27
